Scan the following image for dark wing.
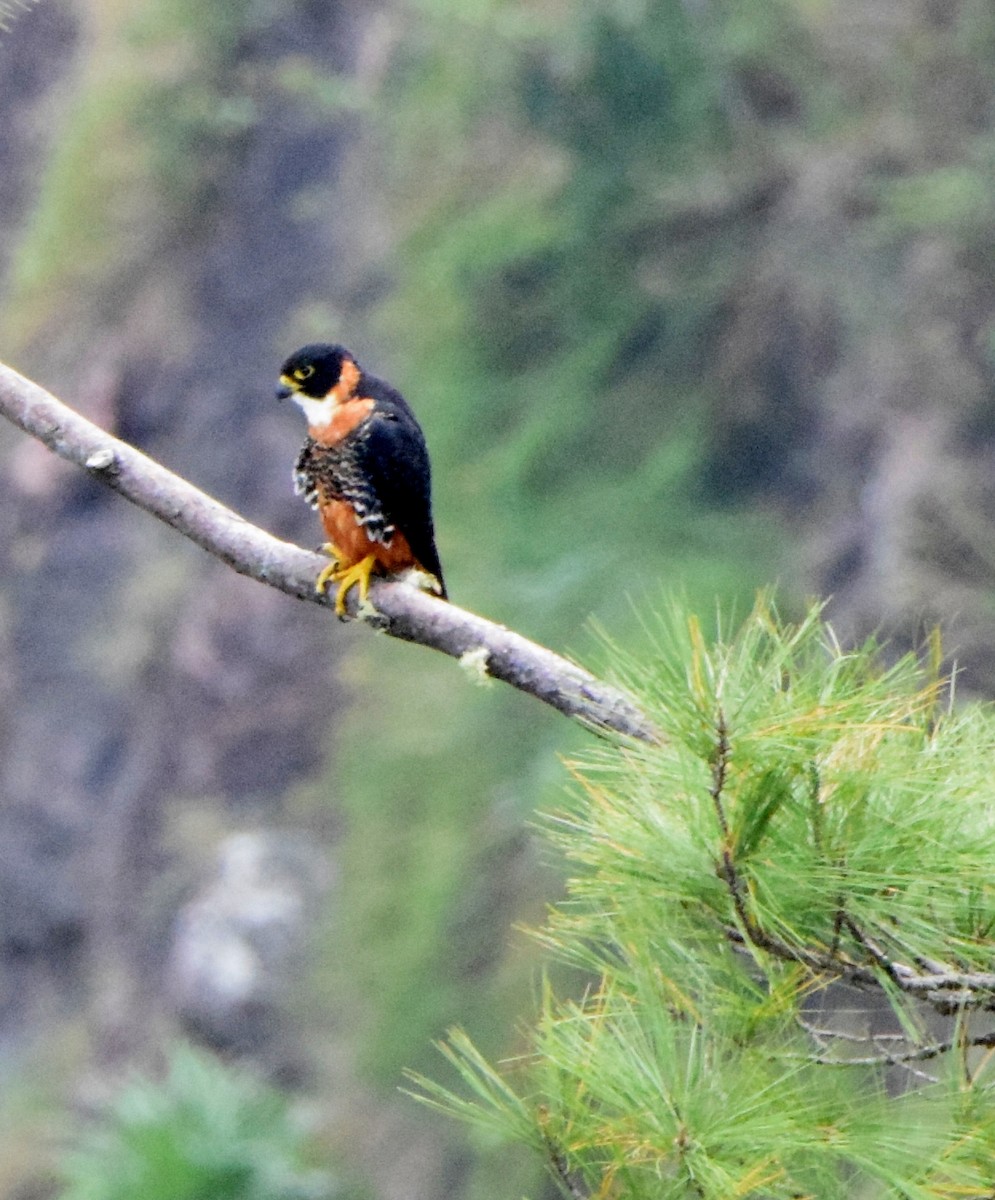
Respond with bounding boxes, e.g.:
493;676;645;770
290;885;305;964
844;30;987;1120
355;405;446;596
293;438;323;509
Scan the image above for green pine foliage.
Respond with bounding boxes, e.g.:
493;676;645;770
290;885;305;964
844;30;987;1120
58;1044;336;1200
411;597;995;1198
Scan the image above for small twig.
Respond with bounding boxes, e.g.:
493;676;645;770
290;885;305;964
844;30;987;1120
881;1055;940;1086
709;707;757;939
705;709;831;996
672;1113;708;1200
913;952;951;976
798;1018;995;1066
0;360;661;743
807;761;823;848
807;762;850;958
841;915;915;982
797;1019;907;1046
537;1113;590;1200
957;1009;973;1087
709;707;731;840
896;972;995;999
830;902;845;958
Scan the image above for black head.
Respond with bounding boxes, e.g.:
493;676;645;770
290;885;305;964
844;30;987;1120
277;343;356;400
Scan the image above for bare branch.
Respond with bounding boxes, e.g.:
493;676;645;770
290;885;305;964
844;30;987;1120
797;1020;909;1046
803;1047;941;1085
708;707;757;938
0;360;661;743
539;1128;591;1200
794;1016;995;1081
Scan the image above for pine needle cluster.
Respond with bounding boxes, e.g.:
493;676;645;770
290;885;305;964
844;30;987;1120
412;597;995;1198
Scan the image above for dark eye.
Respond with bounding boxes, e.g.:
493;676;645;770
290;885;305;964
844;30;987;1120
294;365;315;381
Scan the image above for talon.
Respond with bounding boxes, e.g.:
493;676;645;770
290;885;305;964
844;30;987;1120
315;562;338;596
314;543;342;596
315;553;378;616
334;553;377;616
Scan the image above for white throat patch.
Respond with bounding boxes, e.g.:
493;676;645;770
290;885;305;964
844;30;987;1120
292;393;338;427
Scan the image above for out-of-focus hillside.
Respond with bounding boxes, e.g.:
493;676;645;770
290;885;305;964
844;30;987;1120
1;1;995;1198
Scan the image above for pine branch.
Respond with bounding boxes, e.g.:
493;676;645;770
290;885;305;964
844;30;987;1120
0;360;661;743
724;921;995;1013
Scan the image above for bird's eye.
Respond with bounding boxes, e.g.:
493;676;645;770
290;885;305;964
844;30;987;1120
294;365;315;381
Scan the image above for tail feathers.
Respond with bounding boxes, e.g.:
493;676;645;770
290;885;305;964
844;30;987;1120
402;564;447;601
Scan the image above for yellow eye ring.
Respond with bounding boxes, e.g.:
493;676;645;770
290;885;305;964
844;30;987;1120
294;365;316;381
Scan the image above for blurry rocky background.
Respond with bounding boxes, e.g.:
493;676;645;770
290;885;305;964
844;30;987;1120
1;1;994;1197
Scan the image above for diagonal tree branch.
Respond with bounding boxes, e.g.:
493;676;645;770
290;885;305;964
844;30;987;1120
11;360;995;1017
0;360;661;743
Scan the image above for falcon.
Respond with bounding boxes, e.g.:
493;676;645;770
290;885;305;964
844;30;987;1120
277;343;447;616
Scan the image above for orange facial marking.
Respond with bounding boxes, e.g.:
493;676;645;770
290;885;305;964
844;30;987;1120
334;356;361;402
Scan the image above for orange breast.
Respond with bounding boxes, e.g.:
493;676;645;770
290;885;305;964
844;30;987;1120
310;396;375;446
319;498;418;574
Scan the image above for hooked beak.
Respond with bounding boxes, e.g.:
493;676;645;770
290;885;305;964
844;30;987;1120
276;375;295;402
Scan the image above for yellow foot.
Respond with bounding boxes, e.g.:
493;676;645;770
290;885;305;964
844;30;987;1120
314;543;342;596
315;553;378;617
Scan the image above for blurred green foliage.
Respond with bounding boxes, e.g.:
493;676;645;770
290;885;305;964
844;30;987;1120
877;165;994;236
58;1044;339;1200
6;0;279;342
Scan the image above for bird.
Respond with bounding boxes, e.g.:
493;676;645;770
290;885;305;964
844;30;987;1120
277;343;447;616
